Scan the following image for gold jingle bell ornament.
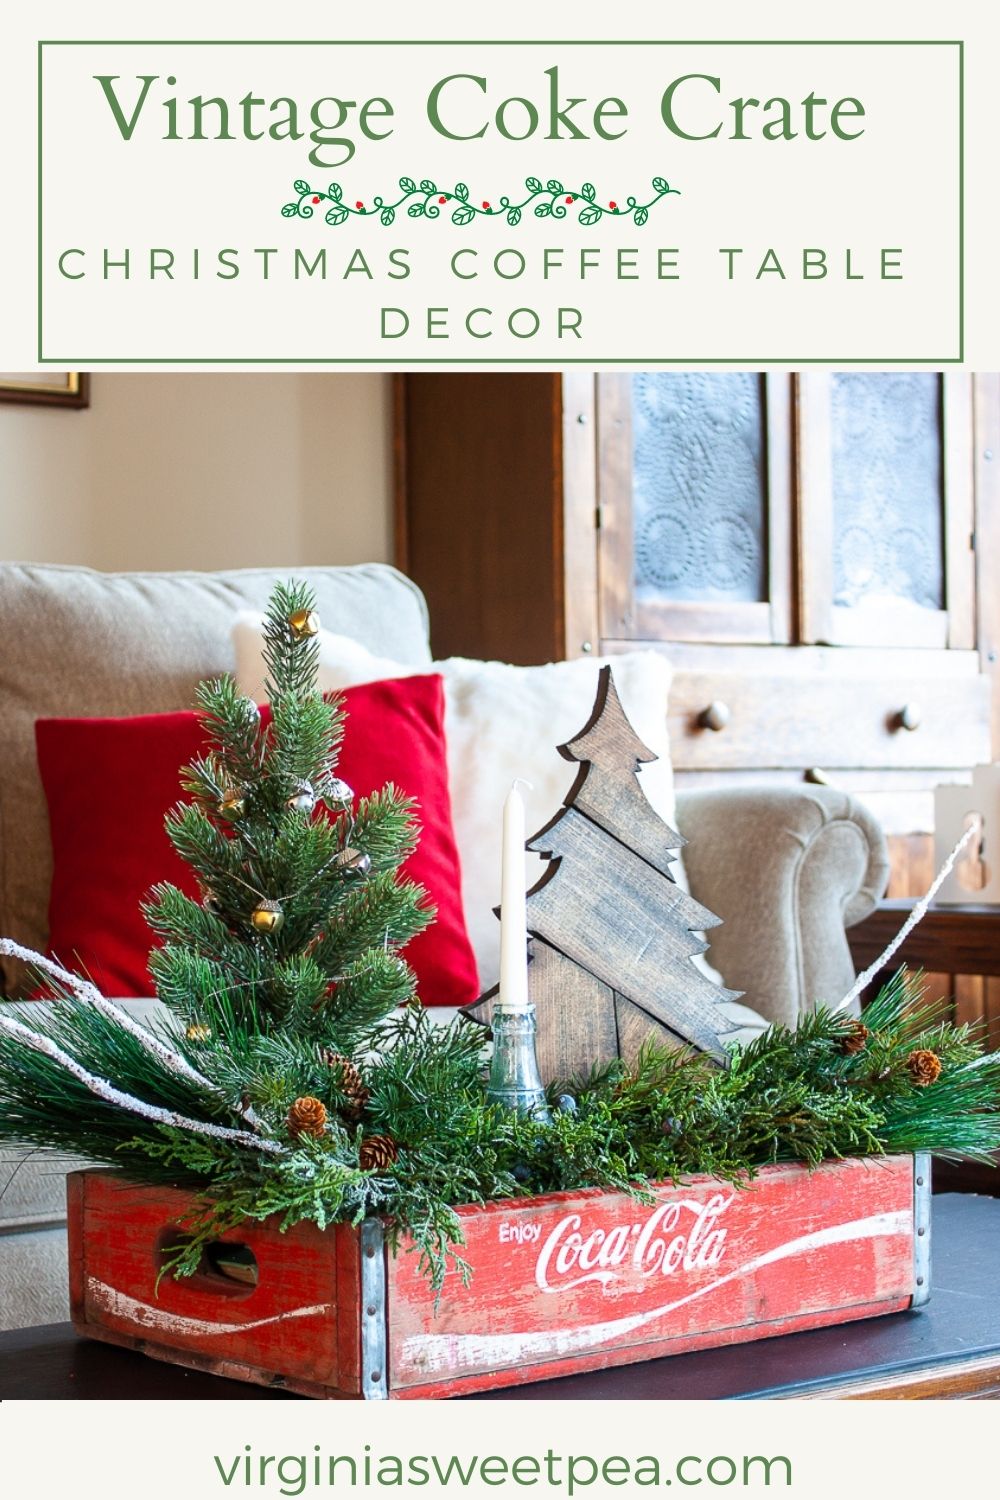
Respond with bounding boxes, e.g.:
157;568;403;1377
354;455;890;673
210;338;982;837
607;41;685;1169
288;607;320;641
251;899;285;935
185;1022;212;1043
218;789;246;822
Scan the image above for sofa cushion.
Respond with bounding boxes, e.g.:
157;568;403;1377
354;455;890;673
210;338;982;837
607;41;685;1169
0;1000;162;1236
0;563;431;995
0;1226;71;1331
232;619;715;994
0;1147;84;1232
35;676;478;1006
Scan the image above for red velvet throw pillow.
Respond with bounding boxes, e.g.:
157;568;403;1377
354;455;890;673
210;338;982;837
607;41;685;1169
34;674;479;1006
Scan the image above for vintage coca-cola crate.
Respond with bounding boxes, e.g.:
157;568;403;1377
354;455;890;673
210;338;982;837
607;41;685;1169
67;1153;930;1399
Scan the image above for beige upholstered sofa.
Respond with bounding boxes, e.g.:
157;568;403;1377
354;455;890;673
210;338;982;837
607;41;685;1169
0;562;889;1330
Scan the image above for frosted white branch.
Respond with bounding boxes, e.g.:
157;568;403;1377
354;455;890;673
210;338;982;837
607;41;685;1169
0;938;265;1133
0;1011;284;1154
0;941;105;1005
0;939;210;1086
834;821;978;1013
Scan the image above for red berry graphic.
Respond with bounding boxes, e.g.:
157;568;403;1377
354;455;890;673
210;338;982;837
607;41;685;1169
356;201;364;209
311;196;320;204
439;195;446;204
609;200;617;210
482;201;490;209
566;195;574;204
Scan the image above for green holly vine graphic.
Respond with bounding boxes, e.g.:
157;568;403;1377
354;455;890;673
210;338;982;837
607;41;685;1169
281;175;679;228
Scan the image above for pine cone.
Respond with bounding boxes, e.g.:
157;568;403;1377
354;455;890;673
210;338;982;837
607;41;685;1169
320;1049;370;1121
906;1049;942;1086
287;1095;328;1139
840;1020;870;1056
359;1134;399;1171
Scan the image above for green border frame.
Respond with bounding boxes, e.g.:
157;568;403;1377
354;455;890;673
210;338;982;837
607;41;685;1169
37;39;965;365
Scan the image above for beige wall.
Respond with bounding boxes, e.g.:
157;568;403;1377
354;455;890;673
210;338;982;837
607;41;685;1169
0;374;393;571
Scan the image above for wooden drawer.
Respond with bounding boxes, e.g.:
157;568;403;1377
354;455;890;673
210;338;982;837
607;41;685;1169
667;671;991;772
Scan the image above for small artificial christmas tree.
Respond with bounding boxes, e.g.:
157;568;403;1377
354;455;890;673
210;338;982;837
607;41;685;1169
146;578;430;1059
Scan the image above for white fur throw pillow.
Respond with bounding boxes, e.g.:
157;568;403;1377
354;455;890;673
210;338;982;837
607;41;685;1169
231;616;747;1015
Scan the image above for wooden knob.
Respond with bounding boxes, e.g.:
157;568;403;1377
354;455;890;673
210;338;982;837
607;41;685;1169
897;703;922;732
698;701;731;732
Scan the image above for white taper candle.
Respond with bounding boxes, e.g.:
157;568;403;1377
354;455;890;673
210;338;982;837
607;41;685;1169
499;779;531;1010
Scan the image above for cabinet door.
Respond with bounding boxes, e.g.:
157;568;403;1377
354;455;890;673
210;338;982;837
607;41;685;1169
597;373;792;646
797;373;975;650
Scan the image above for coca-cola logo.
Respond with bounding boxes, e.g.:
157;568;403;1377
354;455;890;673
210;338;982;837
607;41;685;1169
533;1194;732;1294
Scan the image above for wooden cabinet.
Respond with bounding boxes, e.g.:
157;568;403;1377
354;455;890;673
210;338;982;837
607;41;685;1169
594;372;794;651
395;374;996;817
394;372;592;667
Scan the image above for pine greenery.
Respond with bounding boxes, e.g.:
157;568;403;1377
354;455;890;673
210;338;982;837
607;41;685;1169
1;582;1000;1294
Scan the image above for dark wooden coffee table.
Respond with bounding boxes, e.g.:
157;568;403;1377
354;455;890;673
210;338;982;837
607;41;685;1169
2;1194;999;1400
849;900;1000;981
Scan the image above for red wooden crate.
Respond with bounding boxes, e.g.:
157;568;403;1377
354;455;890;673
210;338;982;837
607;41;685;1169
67;1154;929;1399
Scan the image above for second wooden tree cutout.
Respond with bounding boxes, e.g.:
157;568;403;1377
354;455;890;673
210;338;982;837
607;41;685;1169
468;665;743;1080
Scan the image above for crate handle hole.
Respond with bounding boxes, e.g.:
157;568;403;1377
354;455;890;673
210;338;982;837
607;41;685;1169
156;1231;259;1299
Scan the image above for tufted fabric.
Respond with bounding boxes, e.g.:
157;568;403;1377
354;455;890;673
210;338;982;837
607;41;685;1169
0;1146;85;1232
675;785;890;1028
0;563;431;996
0;1227;71;1332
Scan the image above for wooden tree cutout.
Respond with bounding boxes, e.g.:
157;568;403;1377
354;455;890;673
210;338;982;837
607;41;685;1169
467;666;743;1080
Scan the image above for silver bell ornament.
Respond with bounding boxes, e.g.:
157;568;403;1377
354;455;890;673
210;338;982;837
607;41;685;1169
286;780;317;815
336;847;371;877
326;777;354;807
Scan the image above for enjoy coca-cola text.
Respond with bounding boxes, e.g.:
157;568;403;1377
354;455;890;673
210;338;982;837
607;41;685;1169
533;1194;731;1294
